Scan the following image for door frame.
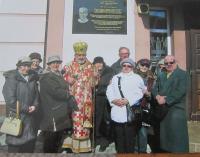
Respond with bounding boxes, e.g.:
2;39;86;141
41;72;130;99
186;29;200;120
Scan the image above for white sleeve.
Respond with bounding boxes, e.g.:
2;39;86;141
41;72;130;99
139;76;147;93
106;76;118;107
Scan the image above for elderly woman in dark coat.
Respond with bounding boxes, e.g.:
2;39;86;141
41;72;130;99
93;56;115;151
29;52;43;74
152;55;189;153
2;56;39;153
39;55;73;153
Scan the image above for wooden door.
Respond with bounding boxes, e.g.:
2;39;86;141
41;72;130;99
189;29;200;120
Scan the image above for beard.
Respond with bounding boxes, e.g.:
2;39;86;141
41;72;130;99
77;59;86;65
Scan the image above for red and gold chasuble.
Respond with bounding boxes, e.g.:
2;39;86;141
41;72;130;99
63;59;96;140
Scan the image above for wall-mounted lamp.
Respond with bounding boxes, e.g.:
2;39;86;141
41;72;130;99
137;3;149;15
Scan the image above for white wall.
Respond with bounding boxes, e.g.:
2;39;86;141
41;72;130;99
0;0;47;102
62;0;135;66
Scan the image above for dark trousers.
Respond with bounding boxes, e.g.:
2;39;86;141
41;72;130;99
148;122;162;153
43;130;64;153
113;121;137;153
95;96;110;147
8;139;35;153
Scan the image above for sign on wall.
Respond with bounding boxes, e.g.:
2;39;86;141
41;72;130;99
63;0;135;67
72;0;127;34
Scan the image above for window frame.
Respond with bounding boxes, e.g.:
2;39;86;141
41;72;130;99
149;8;171;63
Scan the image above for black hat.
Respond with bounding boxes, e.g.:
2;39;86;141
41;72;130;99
93;56;104;64
29;52;42;62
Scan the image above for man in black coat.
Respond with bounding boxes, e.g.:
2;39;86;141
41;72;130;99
93;57;115;152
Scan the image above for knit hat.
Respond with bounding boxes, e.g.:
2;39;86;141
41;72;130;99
93;56;104;64
47;55;62;65
73;41;88;55
29;52;42;62
120;58;135;67
16;56;32;67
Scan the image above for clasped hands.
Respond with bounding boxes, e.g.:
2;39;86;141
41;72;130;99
156;95;166;105
28;106;36;113
112;98;129;107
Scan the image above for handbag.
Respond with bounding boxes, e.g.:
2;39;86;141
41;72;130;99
117;77;142;123
0;101;22;136
153;103;168;121
151;77;168;122
126;103;136;123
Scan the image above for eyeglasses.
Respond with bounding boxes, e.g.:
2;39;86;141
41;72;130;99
122;64;133;68
140;63;150;68
51;61;61;64
32;60;40;64
164;61;175;65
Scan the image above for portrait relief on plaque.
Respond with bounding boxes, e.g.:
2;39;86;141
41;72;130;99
72;0;127;34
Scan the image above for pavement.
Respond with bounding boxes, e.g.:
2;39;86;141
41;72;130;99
188;121;200;152
0;117;200;153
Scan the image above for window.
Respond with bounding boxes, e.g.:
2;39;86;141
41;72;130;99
150;9;170;67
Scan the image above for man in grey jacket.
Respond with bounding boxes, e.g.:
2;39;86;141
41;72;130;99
111;47;130;74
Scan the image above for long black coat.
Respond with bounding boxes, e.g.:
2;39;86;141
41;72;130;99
39;71;72;131
95;66;115;138
2;70;39;145
152;66;189;152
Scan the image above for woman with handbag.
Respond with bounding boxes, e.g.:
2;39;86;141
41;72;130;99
2;56;39;153
106;58;147;153
134;59;156;153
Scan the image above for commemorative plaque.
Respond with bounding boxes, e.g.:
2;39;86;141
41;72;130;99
72;0;127;34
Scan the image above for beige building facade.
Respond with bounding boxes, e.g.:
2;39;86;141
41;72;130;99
45;0;200;120
0;0;200;120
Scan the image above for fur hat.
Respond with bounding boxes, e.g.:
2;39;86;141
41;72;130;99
47;55;62;65
29;52;42;62
137;59;151;67
73;41;88;55
16;56;32;67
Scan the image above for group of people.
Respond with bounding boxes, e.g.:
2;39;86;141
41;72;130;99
2;41;189;154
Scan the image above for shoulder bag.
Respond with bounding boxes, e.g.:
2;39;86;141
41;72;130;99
117;77;142;123
0;101;22;136
152;77;168;122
